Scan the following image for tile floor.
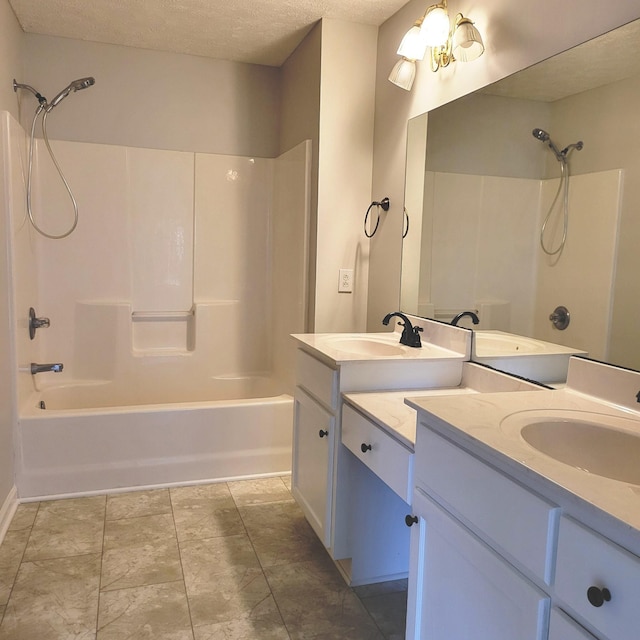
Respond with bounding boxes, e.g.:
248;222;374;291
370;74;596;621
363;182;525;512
0;477;406;639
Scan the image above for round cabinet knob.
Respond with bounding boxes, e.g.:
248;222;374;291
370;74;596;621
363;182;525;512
587;586;612;607
361;443;372;453
405;514;418;527
318;429;329;438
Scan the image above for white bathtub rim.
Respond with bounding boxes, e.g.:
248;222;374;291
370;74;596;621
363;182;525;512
20;392;293;418
18;470;292;504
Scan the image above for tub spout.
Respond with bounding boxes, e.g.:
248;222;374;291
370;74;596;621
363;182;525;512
31;362;63;374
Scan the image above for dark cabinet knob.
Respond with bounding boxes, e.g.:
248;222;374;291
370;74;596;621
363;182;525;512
405;514;418;527
587;586;612;607
318;429;329;438
361;443;372;453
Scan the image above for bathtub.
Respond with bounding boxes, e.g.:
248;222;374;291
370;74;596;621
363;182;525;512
17;376;293;499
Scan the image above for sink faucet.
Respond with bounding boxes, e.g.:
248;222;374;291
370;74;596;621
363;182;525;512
382;312;423;348
451;311;480;327
30;362;63;374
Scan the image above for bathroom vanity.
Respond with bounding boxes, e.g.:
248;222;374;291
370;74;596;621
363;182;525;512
406;357;640;640
291;319;470;585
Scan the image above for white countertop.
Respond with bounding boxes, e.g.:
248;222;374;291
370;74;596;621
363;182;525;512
343;362;546;450
406;387;640;554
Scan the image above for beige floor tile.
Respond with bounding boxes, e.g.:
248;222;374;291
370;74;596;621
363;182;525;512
0;530;30;605
103;512;176;551
97;581;193;640
106;489;172;521
7;503;39;532
170;483;234;510
101;539;182;592
359;590;407;639
239;501;323;567
173;505;244;543
0;553;101;640
266;560;383;639
181;534;270;626
280;475;292;491
24;497;106;561
192;595;289;640
228;478;293;507
180;534;261;584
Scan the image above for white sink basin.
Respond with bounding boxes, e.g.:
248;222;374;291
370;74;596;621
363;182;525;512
322;335;406;357
472;331;587;383
501;409;640;485
474;332;549;356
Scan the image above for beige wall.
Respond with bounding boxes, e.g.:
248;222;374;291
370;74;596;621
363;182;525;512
280;22;322;330
315;18;377;332
21;34;281;157
0;0;23;116
368;0;640;329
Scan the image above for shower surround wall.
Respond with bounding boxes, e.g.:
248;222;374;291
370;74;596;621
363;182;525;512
3;110;310;496
29;133;308;387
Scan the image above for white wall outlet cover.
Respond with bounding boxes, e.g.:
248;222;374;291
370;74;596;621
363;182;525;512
339;269;353;293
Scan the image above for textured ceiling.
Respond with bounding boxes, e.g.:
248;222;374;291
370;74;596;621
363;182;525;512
8;0;410;67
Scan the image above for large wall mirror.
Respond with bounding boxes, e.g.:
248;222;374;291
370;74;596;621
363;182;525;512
401;19;640;371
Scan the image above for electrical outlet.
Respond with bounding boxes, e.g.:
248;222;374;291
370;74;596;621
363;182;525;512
338;269;353;293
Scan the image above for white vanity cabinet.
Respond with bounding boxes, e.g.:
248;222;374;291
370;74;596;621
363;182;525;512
408;488;551;640
291;350;339;546
407;426;556;640
291;328;469;585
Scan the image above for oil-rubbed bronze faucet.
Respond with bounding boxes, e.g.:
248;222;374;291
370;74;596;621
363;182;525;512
382;312;423;348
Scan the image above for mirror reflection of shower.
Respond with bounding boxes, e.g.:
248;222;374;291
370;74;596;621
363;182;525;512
532;128;583;264
13;77;96;239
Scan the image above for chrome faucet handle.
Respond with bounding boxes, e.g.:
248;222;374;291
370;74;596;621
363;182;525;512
29;307;50;340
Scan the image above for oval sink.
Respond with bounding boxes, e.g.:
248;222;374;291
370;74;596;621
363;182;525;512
501;410;640;485
325;337;405;357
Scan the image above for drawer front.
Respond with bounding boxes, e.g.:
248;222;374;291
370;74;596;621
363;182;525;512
555;515;640;639
342;404;413;502
296;349;338;411
416;427;559;583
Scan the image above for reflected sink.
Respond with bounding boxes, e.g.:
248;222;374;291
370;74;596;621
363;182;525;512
323;336;406;357
501;410;640;485
474;332;549;356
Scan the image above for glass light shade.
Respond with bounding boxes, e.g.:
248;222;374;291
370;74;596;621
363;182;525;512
388;57;416;91
420;6;450;47
452;19;485;62
397;22;428;61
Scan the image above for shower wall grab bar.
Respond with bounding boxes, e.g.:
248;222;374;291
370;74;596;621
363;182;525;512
132;309;194;321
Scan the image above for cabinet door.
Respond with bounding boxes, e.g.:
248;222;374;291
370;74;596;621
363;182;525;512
407;489;550;640
548;609;597;640
292;387;334;547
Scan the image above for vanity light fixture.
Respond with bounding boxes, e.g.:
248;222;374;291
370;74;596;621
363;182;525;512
388;0;485;91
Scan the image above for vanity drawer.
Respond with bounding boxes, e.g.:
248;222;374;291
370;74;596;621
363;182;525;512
416;426;559;583
296;349;338;411
555;515;640;640
342;403;413;502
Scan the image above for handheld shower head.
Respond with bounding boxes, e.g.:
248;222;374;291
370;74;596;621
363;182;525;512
47;77;95;110
532;128;550;142
532;127;565;162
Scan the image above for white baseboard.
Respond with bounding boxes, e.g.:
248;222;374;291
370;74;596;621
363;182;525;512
0;485;18;544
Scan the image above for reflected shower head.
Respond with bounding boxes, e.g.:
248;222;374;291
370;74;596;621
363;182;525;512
47;77;96;110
